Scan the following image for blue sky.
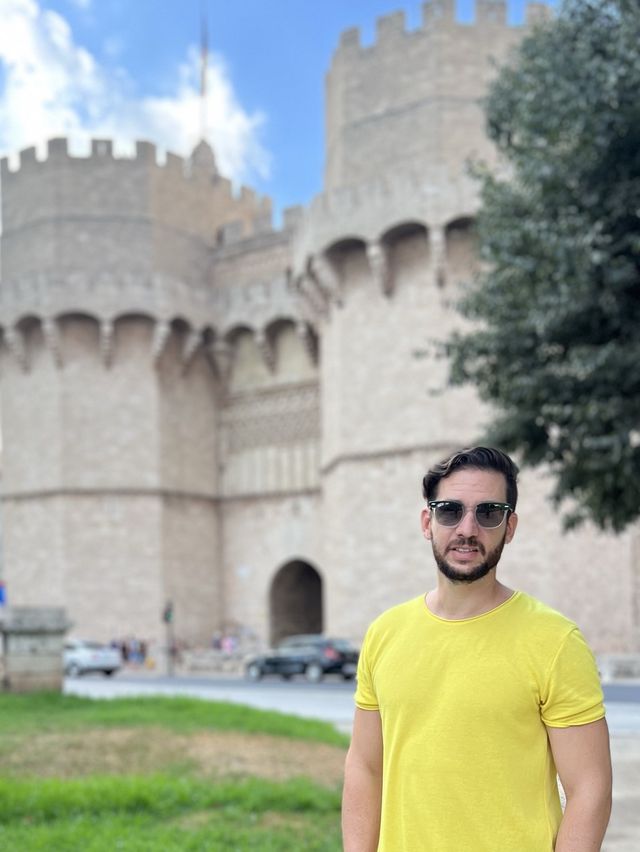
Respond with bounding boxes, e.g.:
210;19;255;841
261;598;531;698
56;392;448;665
0;0;554;219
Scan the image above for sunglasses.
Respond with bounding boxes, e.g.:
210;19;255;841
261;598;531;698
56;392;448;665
428;500;513;529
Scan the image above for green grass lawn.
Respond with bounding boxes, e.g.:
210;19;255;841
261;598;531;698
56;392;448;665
0;691;349;744
0;692;348;851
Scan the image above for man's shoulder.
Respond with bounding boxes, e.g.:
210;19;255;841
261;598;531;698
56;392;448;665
512;591;579;636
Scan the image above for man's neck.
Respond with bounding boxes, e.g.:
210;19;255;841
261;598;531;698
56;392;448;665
425;576;514;621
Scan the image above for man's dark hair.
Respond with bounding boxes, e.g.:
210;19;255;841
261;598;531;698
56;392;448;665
422;446;519;509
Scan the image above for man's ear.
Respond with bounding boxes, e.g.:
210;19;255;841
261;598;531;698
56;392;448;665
505;511;518;544
421;507;432;540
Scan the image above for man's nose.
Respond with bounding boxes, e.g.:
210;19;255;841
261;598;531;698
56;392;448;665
456;506;479;535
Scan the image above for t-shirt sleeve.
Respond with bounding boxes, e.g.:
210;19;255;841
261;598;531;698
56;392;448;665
541;627;605;728
354;627;379;711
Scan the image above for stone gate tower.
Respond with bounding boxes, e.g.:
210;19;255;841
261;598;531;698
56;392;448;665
0;138;277;643
0;1;637;653
292;0;545;633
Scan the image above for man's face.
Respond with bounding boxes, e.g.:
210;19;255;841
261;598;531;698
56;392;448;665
421;468;518;584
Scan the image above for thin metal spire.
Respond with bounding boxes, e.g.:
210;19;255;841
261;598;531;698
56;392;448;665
200;1;208;141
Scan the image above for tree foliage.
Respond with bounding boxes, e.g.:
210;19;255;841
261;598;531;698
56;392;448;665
447;0;640;532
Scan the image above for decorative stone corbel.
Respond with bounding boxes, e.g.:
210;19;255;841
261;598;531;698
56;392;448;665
211;339;232;384
181;329;201;373
4;326;28;372
366;240;393;297
296;320;319;364
309;254;343;307
290;286;318;333
255;328;276;372
430;225;446;288
42;318;63;368
294;272;329;320
100;319;114;367
152;320;171;365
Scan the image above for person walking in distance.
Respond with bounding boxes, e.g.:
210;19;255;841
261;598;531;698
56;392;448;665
342;446;612;851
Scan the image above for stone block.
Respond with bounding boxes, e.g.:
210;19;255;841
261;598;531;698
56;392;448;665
1;606;71;692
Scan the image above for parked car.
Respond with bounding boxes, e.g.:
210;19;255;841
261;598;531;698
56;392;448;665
64;639;122;677
244;634;359;683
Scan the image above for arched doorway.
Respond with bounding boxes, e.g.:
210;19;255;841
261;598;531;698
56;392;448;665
270;560;323;645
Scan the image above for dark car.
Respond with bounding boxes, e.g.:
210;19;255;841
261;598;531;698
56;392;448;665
244;634;359;683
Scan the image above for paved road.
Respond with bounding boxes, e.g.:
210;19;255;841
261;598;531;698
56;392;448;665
65;673;640;850
65;673;640;735
65;672;358;733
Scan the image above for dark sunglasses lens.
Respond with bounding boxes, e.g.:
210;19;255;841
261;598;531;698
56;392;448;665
435;502;463;526
476;504;506;528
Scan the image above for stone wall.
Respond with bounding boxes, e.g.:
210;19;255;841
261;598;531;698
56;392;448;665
0;315;222;644
220;493;322;641
1;607;71;692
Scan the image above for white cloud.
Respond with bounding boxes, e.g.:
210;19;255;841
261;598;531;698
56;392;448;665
0;0;270;185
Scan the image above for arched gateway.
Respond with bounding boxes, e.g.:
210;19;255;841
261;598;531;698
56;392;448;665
269;560;323;645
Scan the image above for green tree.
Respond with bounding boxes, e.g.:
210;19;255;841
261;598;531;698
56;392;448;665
447;0;640;532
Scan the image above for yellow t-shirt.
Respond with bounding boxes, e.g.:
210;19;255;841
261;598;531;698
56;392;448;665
355;591;605;851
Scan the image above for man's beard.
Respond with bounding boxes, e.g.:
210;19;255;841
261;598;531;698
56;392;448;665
432;533;507;584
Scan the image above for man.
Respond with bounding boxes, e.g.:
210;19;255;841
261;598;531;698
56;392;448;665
342;446;612;851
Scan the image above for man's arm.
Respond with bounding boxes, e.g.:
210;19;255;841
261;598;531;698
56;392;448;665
342;707;383;852
547;717;612;851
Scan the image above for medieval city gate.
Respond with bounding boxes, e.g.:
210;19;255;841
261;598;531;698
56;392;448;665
269;560;323;645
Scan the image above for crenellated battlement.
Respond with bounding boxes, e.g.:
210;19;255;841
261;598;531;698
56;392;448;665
334;1;550;53
2;136;228;191
325;1;550;193
0;136;274;246
293;165;480;278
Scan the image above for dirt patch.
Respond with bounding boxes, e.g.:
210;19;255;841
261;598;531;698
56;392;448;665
1;728;347;786
183;730;345;783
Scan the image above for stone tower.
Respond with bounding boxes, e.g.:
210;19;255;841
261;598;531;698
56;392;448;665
0;137;289;644
0;1;637;653
293;0;545;633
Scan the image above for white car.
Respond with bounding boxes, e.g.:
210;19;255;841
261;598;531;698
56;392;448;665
64;639;122;677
